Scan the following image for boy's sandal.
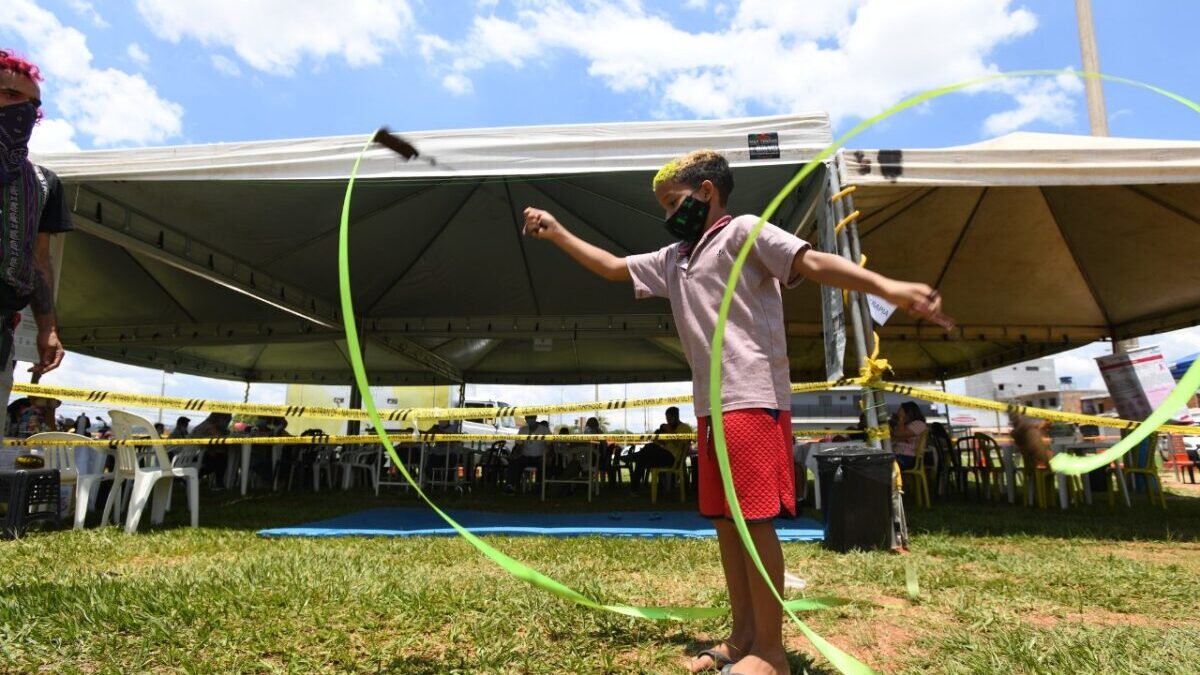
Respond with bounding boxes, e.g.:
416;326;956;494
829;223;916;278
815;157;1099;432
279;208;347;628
690;645;737;672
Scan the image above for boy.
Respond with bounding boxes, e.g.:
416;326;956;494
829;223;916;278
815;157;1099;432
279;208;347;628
523;150;945;675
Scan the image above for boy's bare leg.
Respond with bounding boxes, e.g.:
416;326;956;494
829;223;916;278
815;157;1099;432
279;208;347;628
687;519;755;673
726;521;790;675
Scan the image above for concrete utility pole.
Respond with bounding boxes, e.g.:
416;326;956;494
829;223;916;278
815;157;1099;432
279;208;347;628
1076;0;1137;354
1075;0;1109;137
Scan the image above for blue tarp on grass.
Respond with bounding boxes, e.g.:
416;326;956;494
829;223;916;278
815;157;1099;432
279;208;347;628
258;507;824;541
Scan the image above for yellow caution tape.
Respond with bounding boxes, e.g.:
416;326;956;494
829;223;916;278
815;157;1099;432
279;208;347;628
878;381;1198;435
2;429;863;447
16;375;1191;437
13;380;860;423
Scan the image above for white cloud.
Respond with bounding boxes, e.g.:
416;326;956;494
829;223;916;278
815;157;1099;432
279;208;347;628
442;73;473;95
983;68;1083;136
126;42;150;67
56;67;183;146
26;119;80;154
1;0;183;147
211;54;242;77
136;0;416;76
67;0;108;28
421;0;1046;127
27;118;80;153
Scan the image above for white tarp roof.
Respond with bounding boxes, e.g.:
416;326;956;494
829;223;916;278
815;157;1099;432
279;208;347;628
844;131;1200;186
29;120;1200;384
36;113;832;181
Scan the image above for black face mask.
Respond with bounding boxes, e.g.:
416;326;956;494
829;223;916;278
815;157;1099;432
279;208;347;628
663;192;710;244
0;101;37;183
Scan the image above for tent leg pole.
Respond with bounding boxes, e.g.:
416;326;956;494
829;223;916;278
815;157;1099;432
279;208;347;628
830;153;908;549
348;324;367;436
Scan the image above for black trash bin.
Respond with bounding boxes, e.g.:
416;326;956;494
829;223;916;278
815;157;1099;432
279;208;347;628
814;446;893;553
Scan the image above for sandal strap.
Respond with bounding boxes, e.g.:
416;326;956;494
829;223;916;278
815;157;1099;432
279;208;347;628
696;647;735;666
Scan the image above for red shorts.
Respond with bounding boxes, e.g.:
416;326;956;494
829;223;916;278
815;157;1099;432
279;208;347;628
697;409;795;521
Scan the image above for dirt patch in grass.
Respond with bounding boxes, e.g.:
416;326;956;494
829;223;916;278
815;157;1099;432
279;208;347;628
809;605;950;670
1023;607;1182;630
1091;542;1200;570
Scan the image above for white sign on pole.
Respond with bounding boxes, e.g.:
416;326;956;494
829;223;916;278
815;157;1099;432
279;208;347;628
818;196;846;382
1096;345;1195;424
866;294;897;326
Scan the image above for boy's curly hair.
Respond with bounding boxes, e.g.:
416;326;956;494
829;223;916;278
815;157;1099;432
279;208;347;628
652;149;734;205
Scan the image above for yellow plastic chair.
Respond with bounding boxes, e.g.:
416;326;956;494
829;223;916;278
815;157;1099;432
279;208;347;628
649;449;687;504
899;430;931;508
1121;433;1166;509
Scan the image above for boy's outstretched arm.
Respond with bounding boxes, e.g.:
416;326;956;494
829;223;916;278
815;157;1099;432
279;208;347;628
522;207;631;281
792;248;953;327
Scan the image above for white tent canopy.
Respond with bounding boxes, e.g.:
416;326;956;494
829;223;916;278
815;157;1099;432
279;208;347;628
32;118;1200;384
37;114;835;385
842;131;1200;375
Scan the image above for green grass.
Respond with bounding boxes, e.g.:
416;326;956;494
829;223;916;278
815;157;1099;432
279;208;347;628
2;476;1199;674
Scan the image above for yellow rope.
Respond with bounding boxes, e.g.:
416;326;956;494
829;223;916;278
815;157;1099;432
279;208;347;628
829;184;857;202
834;209;860;236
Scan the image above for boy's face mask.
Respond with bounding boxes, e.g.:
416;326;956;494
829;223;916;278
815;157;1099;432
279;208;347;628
663;191;710;245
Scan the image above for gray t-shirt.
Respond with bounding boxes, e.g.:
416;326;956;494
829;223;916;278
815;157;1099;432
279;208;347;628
626;214;808;417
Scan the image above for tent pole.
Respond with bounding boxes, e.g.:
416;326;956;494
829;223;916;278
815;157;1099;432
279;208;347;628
830;152;908;550
347;324;366;435
826;155;889;452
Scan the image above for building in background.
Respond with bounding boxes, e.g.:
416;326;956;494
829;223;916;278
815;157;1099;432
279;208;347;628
1009;385;1106;414
965;358;1058;403
790;385;945;433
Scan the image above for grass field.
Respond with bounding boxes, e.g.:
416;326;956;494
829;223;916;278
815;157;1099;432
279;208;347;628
2;472;1199;674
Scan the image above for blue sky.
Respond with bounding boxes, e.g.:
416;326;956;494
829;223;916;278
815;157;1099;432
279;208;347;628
3;0;1199;428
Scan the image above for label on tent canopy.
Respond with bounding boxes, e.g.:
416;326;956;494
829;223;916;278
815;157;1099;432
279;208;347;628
866;294;897;326
748;132;780;160
1096;346;1195;424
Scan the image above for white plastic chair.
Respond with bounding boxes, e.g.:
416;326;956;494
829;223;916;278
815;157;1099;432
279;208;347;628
27;432;111;529
339;447;381;494
162;444;206;513
102;410;199;534
312;446;337;492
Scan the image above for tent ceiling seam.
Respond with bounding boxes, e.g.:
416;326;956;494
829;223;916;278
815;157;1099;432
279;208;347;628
932;187;987;291
363;180;486;313
124;249;199;323
1123;185;1200;229
259;181;449;267
527;181;636;255
504;179;542;316
858;187;938;240
1039;187;1114;327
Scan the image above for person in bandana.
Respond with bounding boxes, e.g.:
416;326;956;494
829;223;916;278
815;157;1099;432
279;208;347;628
0;49;71;417
523;150;949;675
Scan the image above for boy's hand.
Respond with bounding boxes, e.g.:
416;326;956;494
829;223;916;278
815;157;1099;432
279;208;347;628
884;281;955;329
522;208;565;242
